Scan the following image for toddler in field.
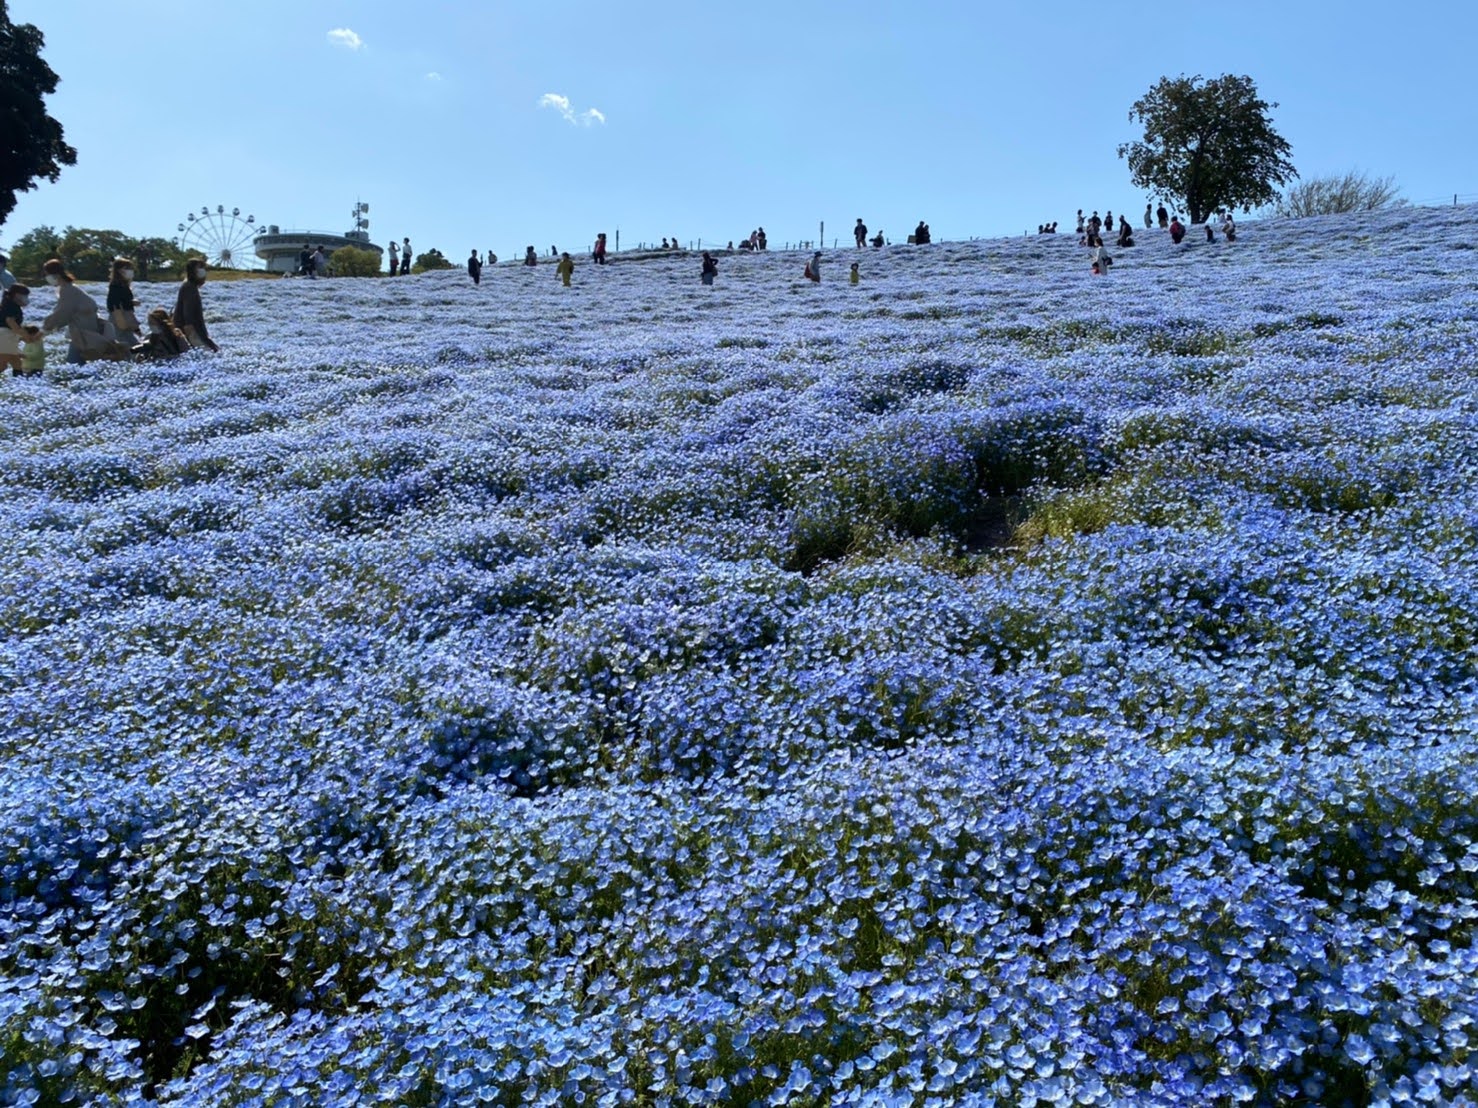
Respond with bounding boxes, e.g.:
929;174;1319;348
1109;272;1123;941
20;326;45;375
850;262;860;285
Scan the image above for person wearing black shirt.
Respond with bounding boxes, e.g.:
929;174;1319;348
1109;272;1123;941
106;258;142;344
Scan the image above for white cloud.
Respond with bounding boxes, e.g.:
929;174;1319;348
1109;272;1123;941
327;28;363;50
538;93;574;121
425;72;442;82
539;93;605;127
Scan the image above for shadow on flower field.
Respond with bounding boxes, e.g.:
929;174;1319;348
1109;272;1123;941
3;206;1478;1104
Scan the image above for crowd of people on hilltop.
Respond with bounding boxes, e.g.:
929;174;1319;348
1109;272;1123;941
2;197;1250;375
1070;202;1240;274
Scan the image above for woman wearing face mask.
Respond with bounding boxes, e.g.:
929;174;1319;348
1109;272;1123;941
107;258;142;345
0;282;30;374
39;259;108;364
172;258;220;352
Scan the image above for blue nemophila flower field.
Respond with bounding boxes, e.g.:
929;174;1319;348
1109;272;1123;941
4;207;1478;1106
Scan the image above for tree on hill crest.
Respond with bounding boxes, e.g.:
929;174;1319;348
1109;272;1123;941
1119;74;1296;225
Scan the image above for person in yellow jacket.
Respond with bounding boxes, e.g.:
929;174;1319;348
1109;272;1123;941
556;252;574;287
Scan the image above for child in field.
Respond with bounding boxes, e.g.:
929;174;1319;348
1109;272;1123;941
20;326;46;375
850;262;859;285
556;252;575;287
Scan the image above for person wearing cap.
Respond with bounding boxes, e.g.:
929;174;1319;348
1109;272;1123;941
0;253;15;291
173;258;220;352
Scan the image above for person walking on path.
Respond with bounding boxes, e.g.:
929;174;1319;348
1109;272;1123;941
700;251;718;286
0;282;29;375
556;251;575;287
172;258;220;352
106;258;142;345
467;249;482;285
40;259;108;364
388;240;400;276
854;219;868;248
803;251;822;282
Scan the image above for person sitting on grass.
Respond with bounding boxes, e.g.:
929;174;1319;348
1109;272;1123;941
132;309;191;361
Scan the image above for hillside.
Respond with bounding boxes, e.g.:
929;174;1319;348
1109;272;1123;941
3;205;1477;1105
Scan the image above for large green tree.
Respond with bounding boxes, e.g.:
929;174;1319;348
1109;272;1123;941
8;225;191;281
1118;74;1296;225
0;0;77;230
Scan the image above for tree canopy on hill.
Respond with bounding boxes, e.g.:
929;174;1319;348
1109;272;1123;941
412;249;455;273
6;226;192;281
1119;74;1296;225
0;1;77;230
1274;171;1406;219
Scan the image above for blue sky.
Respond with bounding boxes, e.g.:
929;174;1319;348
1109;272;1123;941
5;0;1476;262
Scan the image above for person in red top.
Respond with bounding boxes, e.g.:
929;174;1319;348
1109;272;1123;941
1169;216;1186;244
593;233;607;264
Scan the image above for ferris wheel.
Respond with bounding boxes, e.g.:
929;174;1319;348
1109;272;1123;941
176;205;263;269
